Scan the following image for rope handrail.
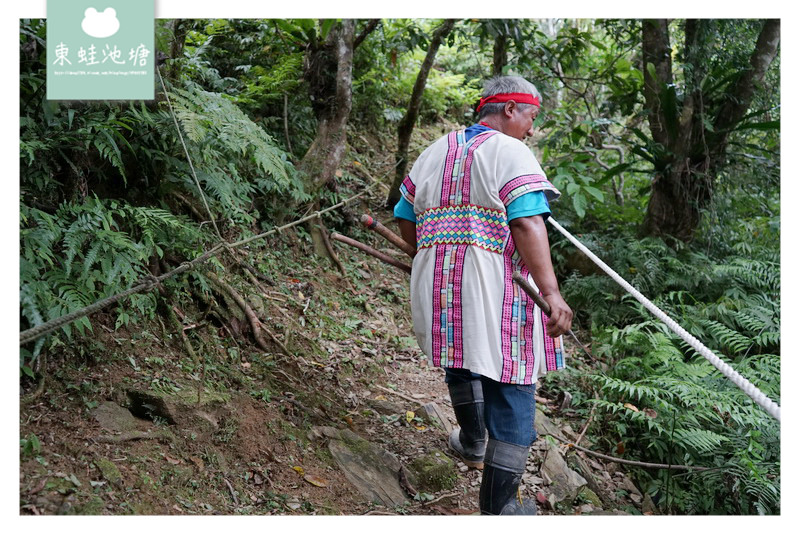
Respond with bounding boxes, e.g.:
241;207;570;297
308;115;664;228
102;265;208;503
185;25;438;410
547;217;781;422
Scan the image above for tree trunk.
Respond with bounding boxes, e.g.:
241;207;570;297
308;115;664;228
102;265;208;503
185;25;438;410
640;162;713;242
385;19;457;208
298;20;356;256
300;19;356;190
165;19;187;82
640;19;780;242
641;19;674;151
492;33;508;76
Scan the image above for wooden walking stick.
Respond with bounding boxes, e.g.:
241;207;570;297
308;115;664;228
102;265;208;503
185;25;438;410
360;214;416;258
330;233;412;275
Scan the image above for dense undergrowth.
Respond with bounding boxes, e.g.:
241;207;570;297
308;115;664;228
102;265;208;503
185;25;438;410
20;18;780;515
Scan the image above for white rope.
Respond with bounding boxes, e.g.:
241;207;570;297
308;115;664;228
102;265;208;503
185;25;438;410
547;217;781;422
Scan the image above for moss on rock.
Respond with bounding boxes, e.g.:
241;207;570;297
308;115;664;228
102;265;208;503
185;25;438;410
408;451;456;493
94;457;122;486
577;487;603;507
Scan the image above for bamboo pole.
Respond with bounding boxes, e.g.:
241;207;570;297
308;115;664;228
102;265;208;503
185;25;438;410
360;214;416;258
330;233;412;275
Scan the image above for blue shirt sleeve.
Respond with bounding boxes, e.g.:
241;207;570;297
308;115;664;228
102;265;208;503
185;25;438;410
507;191;551;221
393;196;416;223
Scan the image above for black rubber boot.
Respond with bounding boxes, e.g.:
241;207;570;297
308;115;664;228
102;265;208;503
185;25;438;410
447;380;487;469
479;439;537;515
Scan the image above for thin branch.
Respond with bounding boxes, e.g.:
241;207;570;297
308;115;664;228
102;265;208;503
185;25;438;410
354;19;380;49
547;433;713;472
373;384;425;406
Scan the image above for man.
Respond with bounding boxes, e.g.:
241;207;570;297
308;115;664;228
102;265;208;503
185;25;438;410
394;76;573;515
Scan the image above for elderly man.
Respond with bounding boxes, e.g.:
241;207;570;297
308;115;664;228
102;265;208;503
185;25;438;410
393;76;573;515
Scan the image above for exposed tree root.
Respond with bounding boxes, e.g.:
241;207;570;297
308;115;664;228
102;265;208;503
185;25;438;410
318;217;347;277
95;430;172;444
259;323;293;359
170;191;206;222
205;271;270;352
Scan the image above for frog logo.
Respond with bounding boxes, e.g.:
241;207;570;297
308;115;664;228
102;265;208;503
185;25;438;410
81;7;120;38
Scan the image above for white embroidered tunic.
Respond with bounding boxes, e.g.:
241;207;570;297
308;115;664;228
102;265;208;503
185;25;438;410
401;129;565;384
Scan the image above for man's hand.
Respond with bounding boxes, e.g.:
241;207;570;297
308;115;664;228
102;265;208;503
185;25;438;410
541;291;573;338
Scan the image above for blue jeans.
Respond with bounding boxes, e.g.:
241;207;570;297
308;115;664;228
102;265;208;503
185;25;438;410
444;368;538;447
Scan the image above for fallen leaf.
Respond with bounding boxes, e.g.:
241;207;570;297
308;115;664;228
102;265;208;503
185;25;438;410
292;466;305;476
374;395;387;401
616;441;626;454
644;408;658;418
286;499;302;510
164;454;182;465
29;477;48;495
414;425;427;431
335;170;343;177
405;411;415;423
623;403;639;412
189;457;205;471
303;474;328;488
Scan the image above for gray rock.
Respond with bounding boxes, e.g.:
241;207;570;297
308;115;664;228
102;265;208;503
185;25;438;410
92;401;139;433
366;399;405;416
558;391;573;410
323;427;408;508
540;447;587;503
642;493;659;515
418;402;453;434
620;476;642;497
534;408;568;441
562;424;578;440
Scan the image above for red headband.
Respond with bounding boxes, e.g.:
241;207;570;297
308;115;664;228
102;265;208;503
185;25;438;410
476;92;541;112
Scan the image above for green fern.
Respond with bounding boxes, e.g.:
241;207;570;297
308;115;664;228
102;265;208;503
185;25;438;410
19;196;207;360
167;83;308;223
